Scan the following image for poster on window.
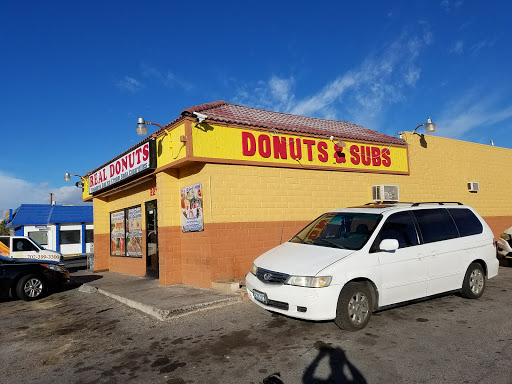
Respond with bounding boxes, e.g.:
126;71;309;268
110;211;125;256
126;207;143;257
181;183;204;232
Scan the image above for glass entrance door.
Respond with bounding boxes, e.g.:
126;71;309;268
145;200;159;278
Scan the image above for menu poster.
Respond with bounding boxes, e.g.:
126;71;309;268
126;207;143;257
181;183;204;232
110;211;126;256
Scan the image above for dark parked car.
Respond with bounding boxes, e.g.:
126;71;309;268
0;255;70;301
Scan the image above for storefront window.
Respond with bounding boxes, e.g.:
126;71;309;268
60;230;81;245
85;229;94;244
29;231;48;246
110;211;126;256
110;206;142;258
126;207;143;257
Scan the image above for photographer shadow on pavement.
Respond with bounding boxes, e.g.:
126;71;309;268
303;341;367;384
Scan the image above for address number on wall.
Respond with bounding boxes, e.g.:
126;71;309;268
150;187;157;196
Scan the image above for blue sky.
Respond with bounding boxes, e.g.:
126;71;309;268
1;0;512;215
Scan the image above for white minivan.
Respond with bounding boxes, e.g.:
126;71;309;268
246;202;499;331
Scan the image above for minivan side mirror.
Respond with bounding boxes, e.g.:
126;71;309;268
379;239;399;252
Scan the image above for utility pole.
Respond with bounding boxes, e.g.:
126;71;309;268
49;193;53;206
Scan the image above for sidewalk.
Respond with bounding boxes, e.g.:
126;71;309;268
70;270;244;321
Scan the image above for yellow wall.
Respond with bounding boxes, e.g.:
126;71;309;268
88;125;512;284
170;132;512;223
403;132;512;216
90;125;512;227
155;170;180;227
156;123;187;168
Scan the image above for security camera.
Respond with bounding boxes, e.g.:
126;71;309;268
193;112;208;124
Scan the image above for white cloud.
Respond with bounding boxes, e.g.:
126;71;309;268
0;171;88;217
116;76;144;92
269;76;295;104
234;26;432;131
449;40;464;55
437;91;512;139
441;0;463;12
232;75;296;113
141;64;193;91
405;68;421;86
470;40;494;56
449;40;493;56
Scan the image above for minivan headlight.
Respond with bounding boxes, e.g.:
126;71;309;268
286;276;332;288
250;264;258;275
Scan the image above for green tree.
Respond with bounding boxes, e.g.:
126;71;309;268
0;220;9;235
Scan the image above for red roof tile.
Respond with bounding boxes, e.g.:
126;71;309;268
180;100;404;145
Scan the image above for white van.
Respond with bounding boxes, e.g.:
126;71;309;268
246;202;499;331
0;236;63;262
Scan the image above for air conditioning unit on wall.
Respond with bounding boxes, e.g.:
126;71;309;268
372;185;399;202
468;182;480;192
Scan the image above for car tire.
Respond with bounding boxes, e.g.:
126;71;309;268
16;274;46;301
334;282;373;331
461;263;485;299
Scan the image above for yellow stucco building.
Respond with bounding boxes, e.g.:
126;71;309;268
82;100;512;287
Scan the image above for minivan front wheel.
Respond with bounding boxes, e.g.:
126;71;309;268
335;282;373;331
461;263;485;299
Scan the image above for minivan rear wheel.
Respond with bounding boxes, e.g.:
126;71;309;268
335;282;373;331
461;263;485;299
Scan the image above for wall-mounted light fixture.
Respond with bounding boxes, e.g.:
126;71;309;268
64;173;85;188
136;118;165;136
411;117;436;135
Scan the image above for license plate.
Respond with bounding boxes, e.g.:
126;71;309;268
253;289;268;304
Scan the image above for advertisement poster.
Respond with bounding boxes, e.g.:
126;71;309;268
126;207;143;257
110;211;126;256
181;183;204;232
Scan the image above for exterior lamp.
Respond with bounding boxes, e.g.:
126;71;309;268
65;173;84;188
136;118;164;136
412;117;436;135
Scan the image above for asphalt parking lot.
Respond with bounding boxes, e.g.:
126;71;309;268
1;266;511;384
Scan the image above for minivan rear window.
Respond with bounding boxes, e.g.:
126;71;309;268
290;212;381;250
448;208;483;237
413;209;459;244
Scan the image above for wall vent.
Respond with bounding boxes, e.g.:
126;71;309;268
468;182;480;192
372;185;399;202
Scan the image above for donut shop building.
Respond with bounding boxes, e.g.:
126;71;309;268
83;100;512;287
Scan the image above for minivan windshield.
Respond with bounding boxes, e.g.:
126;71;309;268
290;212;382;250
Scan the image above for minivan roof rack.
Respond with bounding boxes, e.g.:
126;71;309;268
411;202;463;206
364;202;414;205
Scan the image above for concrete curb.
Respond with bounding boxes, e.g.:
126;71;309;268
92;286;243;321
